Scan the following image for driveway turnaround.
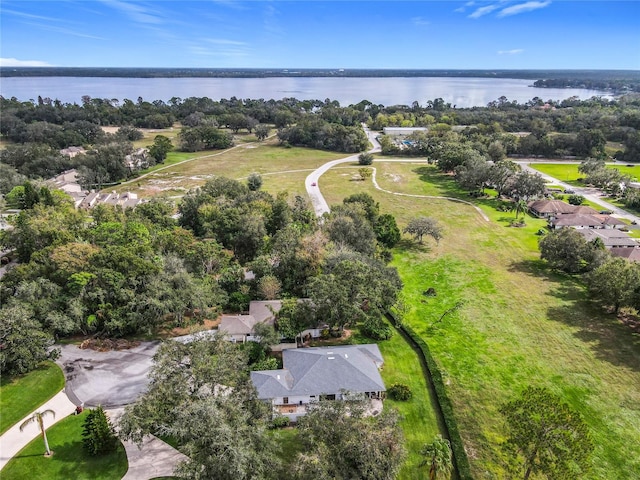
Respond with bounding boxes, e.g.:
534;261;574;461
58;341;160;408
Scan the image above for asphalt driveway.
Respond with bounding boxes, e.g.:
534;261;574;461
57;341;160;407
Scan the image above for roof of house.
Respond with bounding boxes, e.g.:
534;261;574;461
579;229;638;247
249;300;282;325
598;215;625;226
528;199;576;215
551;214;604;228
610;247;640;261
219;315;257;335
570;205;599;215
251;344;386;399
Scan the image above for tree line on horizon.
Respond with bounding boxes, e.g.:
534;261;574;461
0;92;638;193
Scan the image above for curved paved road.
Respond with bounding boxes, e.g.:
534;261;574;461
305;125;380;216
305;125;489;222
520;161;640;224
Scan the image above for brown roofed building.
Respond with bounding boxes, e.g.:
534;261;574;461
528;199;576;218
610;247;640;262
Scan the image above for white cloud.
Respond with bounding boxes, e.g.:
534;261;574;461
1;8;60;22
412;16;430;26
468;4;501;19
0;57;53;67
498;49;524;55
498;1;551;17
99;0;164;24
205;38;247;46
23;22;106;40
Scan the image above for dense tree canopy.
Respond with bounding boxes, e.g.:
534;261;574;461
294;398;406;480
119;337;278;480
500;386;594;480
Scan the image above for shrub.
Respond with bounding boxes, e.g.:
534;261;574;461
387;383;412;401
82;406;118;455
270;415;290;429
568;194;585;205
358;152;374;165
361;316;393;340
251;357;280;371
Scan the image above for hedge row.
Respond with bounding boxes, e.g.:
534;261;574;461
388;312;473;480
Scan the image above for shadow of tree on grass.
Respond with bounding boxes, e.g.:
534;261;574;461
510;259;640;371
545;279;640;371
395;238;433;253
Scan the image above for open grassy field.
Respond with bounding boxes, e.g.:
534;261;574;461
111;137;346;199
318;161;640;479
1;410;128;480
0;361;65;435
531;162;640;183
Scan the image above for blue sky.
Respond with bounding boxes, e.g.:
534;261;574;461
1;1;638;69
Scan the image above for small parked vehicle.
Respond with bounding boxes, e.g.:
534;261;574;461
564;189;575;194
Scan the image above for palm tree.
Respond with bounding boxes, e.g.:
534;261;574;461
510;199;529;220
420;434;453;480
19;409;56;456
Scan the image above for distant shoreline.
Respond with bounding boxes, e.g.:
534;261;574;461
1;67;639;80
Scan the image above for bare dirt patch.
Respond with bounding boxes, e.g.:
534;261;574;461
158;317;222;339
385;173;402;183
80;338;141;351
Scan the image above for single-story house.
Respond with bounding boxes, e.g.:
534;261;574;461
219;300;283;343
251;344;386;422
579;229;638;248
528;199;591;218
59;147;86;158
549;213;625;230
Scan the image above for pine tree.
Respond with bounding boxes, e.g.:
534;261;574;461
82;406;118;455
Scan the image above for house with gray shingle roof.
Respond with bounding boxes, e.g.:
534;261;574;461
578;228;638;248
251;344;386;421
549;213;625;230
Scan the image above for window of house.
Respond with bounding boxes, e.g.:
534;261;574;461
283;397;289;404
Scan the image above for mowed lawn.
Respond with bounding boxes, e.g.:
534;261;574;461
2;410;128;480
0;361;65;435
319;161;640;479
530;162;640;183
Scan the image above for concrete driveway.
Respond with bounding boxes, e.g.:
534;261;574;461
57;341;160;408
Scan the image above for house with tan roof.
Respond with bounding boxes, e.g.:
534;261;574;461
218;300;283;343
610;247;640;262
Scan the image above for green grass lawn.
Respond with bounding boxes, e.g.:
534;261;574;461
0;362;65;435
1;411;128;480
319;161;640;479
531;162;640;184
377;329;441;478
111;137;346;198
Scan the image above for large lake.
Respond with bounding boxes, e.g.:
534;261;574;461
0;76;613;108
